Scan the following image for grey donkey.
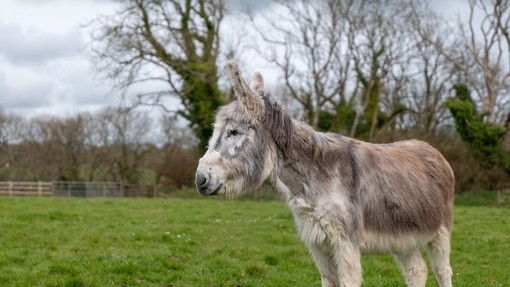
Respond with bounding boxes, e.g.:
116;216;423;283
195;61;454;287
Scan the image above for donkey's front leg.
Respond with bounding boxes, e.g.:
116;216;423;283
308;243;339;287
332;240;362;287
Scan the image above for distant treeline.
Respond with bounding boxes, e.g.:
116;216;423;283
0;107;199;195
0;103;508;194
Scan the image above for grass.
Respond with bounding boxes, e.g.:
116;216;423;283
0;191;508;286
455;189;510;208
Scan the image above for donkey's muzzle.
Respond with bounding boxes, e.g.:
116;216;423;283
195;171;210;194
196;171;223;196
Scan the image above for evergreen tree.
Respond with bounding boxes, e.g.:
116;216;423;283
447;83;510;175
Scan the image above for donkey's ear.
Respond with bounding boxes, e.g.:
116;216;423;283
226;60;264;118
250;71;264;92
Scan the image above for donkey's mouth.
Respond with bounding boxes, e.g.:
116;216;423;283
210;183;223;195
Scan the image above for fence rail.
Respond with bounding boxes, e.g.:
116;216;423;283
0;181;52;197
0;181;123;198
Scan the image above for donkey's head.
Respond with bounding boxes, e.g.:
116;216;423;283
195;61;289;197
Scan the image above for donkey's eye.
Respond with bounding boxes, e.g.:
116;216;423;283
226;129;240;138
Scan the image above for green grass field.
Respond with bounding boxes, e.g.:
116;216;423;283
0;191;509;287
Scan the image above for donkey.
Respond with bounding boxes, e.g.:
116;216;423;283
195;61;455;287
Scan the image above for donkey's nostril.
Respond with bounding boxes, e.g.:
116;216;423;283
195;172;210;191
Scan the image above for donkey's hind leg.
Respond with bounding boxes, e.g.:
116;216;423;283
395;249;428;287
428;226;453;287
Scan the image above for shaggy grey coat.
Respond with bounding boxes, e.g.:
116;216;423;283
196;61;455;287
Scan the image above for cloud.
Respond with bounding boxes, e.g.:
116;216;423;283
0;22;84;65
0;61;54;109
45;57;114;106
15;0;59;3
0;25;113;114
0;53;115;109
0;0;122;117
15;0;113;4
227;0;273;13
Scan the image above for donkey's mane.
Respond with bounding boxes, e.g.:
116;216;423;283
260;93;348;164
260;94;294;156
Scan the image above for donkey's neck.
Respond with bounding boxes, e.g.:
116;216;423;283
271;119;357;203
260;96;357;202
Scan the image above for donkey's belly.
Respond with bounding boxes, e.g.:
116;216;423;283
360;229;434;254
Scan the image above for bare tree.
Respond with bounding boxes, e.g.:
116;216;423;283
422;0;510;125
17;115;88;181
406;7;456;135
0;109;23;180
90;0;226;151
155;116;199;189
252;0;431;141
250;0;355;129
347;0;418;140
94;107;154;187
52;116;88;181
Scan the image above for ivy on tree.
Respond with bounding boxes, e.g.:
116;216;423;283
447;83;510;175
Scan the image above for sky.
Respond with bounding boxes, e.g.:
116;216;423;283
0;0;468;119
0;0;119;117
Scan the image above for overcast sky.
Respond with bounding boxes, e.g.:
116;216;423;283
0;0;468;118
0;0;119;117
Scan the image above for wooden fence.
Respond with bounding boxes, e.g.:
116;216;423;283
0;181;123;197
0;181;52;197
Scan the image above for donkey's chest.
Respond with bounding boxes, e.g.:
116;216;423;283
287;196;351;247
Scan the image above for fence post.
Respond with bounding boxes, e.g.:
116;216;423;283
38;181;42;197
8;181;12;196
